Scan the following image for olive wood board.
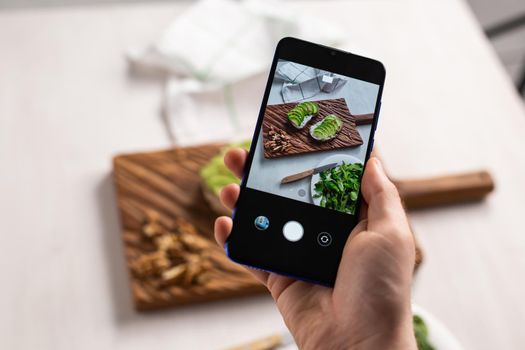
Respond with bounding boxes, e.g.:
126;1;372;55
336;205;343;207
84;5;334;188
262;98;367;159
113;144;266;311
113;143;494;311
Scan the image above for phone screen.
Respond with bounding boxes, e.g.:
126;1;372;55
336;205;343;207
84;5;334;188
245;59;380;216
228;39;384;285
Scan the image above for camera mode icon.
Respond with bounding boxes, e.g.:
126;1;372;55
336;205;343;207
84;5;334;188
317;232;332;247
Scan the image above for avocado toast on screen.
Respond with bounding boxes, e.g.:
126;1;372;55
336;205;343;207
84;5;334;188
309;114;343;141
287;101;319;129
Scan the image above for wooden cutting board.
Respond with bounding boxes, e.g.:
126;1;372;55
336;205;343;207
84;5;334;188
112;142;493;311
262;98;364;158
113;144;266;311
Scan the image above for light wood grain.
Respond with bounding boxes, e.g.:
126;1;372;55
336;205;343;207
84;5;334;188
113;145;266;310
394;170;495;209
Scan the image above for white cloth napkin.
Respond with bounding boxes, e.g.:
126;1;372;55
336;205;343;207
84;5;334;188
127;0;346;145
276;61;348;102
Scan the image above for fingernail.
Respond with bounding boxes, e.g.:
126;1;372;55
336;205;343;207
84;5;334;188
374;157;383;170
372;157;387;177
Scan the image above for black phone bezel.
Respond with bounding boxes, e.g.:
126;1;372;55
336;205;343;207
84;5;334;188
226;37;386;286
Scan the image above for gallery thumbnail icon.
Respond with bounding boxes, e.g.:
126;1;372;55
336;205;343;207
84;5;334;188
254;216;270;231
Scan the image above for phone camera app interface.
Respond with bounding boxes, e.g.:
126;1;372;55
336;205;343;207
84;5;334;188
246;59;380;216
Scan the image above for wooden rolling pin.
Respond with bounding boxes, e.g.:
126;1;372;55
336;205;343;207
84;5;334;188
393;170;494;210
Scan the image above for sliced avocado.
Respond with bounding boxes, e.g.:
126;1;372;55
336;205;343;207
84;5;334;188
295;104;308;117
288;110;303;120
289;117;301;127
305;102;317;115
315;126;330;137
311;102;319;114
287;112;303;127
200;141;251;195
311;114;343;140
328;115;343;128
303;102;313;115
287;115;298;125
287;102;319;128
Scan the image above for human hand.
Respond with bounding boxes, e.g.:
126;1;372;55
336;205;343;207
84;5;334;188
215;149;417;350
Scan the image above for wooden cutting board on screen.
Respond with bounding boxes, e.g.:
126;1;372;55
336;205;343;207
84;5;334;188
262;98;367;159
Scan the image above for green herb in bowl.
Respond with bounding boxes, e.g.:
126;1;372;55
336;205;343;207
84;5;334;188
313;162;363;214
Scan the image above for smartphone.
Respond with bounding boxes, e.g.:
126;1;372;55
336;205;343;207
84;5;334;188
226;37;385;286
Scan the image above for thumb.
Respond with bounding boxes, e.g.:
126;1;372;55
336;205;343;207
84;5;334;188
361;158;408;235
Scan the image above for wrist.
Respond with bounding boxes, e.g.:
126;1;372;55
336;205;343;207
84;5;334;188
357;323;416;350
296;314;417;350
348;314;417;350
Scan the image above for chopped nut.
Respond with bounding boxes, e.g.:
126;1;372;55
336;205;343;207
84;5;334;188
162;265;186;284
144;209;161;223
142;222;165;238
195;271;212;285
199;259;213;270
175;219;199;236
182;262;202;286
183;252;201;265
131;251;170;278
132;208;257;292
265;126;291;154
179;233;212;251
155;234;181;252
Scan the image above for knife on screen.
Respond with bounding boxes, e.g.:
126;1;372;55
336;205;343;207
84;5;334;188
281;162;338;184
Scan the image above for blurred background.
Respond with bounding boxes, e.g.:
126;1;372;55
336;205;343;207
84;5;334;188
1;0;524;92
1;0;524;349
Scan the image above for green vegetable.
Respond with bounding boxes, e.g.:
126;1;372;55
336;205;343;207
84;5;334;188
313;162;363;214
310;114;342;141
200;141;250;195
287;102;319;128
413;315;435;350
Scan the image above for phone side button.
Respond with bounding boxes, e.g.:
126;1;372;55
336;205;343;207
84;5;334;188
374;101;381;130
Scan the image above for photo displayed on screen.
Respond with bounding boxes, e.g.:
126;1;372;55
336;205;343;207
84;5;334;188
246;59;380;215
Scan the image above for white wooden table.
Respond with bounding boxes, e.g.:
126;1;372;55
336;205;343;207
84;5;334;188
1;1;524;349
